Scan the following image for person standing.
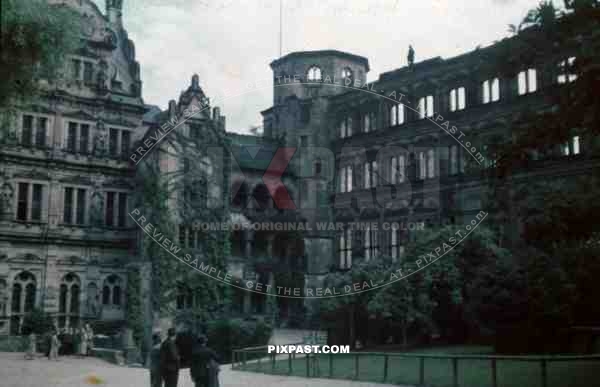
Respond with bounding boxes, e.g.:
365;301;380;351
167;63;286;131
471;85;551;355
79;327;87;357
25;332;36;360
160;328;180;387
190;335;220;387
73;328;81;357
49;331;60;360
149;333;163;387
84;324;94;356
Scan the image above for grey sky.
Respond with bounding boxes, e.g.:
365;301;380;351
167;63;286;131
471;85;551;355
93;0;551;133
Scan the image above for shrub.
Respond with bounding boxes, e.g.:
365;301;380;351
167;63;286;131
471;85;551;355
206;318;272;363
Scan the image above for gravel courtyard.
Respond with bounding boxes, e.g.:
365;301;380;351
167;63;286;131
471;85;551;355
0;352;406;387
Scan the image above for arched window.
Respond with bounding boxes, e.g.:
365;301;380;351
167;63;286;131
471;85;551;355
102;286;110;305
102;275;123;307
112;286;121;306
307;66;322;81
342;67;353;83
57;273;81;328
10;271;36;334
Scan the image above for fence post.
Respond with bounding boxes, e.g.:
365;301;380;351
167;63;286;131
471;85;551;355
306;353;310;377
243;350;247;368
355;354;359;380
419;357;425;386
329;352;333;378
491;358;497;387
452;357;458;387
288;352;292;374
541;359;548;387
383;354;389;383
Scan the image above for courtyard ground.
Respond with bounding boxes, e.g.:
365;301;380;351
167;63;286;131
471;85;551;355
0;352;407;387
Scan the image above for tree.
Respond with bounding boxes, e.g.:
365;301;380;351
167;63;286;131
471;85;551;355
482;1;600;350
0;0;80;106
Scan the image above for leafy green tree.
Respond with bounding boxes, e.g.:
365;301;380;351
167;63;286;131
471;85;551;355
0;0;80;106
481;1;600;348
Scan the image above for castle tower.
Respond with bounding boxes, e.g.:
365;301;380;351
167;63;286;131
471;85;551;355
261;50;370;312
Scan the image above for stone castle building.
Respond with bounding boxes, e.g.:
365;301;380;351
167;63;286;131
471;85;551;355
0;0;592;334
0;0;144;335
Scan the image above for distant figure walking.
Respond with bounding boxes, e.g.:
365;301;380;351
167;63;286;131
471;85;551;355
190;335;220;387
84;324;94;356
49;332;60;360
79;327;88;357
160;328;180;387
149;333;163;387
25;332;36;360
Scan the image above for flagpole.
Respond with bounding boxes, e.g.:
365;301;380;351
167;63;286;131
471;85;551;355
279;0;283;58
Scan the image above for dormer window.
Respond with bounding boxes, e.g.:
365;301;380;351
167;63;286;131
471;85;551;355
71;57;95;85
307;66;322;82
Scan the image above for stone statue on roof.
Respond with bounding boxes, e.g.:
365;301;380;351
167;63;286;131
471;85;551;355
408;45;415;68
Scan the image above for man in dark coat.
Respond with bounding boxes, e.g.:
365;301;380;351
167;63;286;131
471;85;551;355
190;335;220;387
160;328;180;387
149;333;162;387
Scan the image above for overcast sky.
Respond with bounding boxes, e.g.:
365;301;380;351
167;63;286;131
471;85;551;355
93;0;552;133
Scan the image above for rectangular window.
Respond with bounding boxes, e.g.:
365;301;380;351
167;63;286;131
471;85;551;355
418;151;426;180
63;187;74;224
189;124;200;139
364;226;379;261
558;57;577;84
390;229;404;262
390;103;405;126
363;112;376;133
518;69;537;95
31;184;43;221
364;161;377;188
35;117;46;147
482;78;500;103
72;59;81;80
563;136;581;156
76;189;86;225
118;193;127;227
109;129;119;156
17;183;29;221
83;62;93;84
339;229;352;269
121;131;130;158
449;145;458;175
80;124;89;153
22;115;33;146
427;149;435;178
418;96;434;119
67;122;77;152
449;87;466;111
105;192;115;226
339;165;353;193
